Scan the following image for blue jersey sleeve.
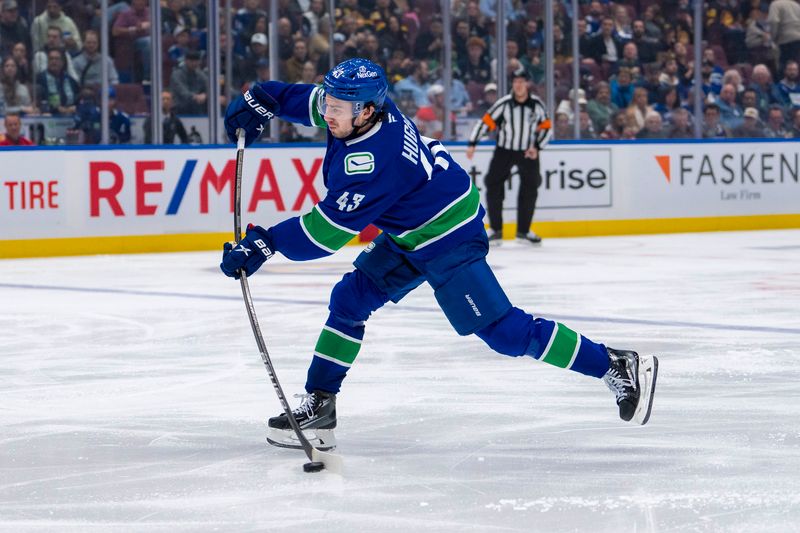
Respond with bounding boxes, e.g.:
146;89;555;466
256;81;326;129
267;156;407;261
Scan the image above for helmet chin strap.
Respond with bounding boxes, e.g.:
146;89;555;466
345;105;381;140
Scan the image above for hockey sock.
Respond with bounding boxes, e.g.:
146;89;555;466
526;318;609;378
305;313;365;393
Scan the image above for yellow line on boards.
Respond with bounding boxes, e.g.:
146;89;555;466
1;214;799;259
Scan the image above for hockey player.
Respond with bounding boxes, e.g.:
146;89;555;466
221;58;658;450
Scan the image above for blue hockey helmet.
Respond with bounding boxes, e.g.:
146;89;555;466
321;58;388;116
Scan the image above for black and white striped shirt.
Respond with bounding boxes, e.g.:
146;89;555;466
467;93;552;151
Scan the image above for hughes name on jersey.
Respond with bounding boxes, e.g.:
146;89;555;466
255;81;486;261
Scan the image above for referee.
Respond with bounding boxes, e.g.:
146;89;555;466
466;67;552;245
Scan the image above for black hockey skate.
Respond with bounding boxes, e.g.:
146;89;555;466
603;348;658;425
487;230;503;246
267;390;337;451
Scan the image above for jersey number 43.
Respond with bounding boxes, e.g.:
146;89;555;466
336;191;365;212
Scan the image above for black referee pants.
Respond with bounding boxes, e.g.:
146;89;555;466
484;147;541;235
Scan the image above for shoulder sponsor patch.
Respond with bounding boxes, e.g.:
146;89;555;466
344;152;375;175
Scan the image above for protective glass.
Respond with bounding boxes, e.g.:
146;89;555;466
316;90;364;119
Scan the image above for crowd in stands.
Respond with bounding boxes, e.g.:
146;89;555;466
0;0;799;145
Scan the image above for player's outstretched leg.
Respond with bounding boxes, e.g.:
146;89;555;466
267;390;338;450
603;348;658;425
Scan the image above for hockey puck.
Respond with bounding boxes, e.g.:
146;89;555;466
303;461;325;473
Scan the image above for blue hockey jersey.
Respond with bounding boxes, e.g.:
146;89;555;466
259;82;486;261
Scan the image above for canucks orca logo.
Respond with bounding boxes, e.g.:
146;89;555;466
344;152;375;175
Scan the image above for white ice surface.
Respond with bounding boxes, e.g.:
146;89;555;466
1;230;799;532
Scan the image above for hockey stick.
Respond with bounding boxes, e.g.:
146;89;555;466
233;129;342;474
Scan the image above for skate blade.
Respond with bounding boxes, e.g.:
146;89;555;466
633;355;658;425
266;427;337;451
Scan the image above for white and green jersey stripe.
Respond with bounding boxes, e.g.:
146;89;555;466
299;204;359;254
388;183;482;252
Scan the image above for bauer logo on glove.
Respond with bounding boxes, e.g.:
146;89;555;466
220;225;275;278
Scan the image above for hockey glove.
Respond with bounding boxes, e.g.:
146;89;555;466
224;84;280;146
220;224;275;279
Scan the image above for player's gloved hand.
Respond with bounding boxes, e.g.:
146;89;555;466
220;224;275;279
224;84;280;146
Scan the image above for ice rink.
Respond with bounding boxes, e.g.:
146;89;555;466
1;230;799;532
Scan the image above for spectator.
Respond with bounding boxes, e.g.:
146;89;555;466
587;81;618;133
625;86;651;132
0;112;33;145
519;42;544;84
0;0;30;57
316;32;348;75
284;38;309;83
765;105;789;138
577;19;594;60
741;88;760;117
702;48;725;95
610;67;634;108
432;75;471;114
702;103;730;139
631;18;661;64
612;4;633;41
653;85;680;124
276;17;295;61
584;1;605;35
519;19;543;55
618;42;641;78
413;16;444;61
304;0;326;36
162;0;194;37
463;0;489;39
452;18;471;62
393;60;431;108
600;109;627;139
767;0;800;68
108;87;131;144
0;55;32;114
643;5;663;40
358;32;382;65
716;83;744;129
72;30;119;88
378;15;410;59
553;111;571;139
746;5;778;73
33;26;77;79
491;39;523;82
300;60;318;84
414;83;455;140
247;58;270;90
577;110;597;139
587;17;623;68
638;62;662;103
168;26;191;68
658;56;681;91
459;36;491;85
667;107;693;138
10;41;30;83
556;88;587;125
308;13;332;63
732;107;767;137
790;107;800;136
636;110;664;139
234;0;267;46
474;81;497;116
777;60;800;108
112;0;152;82
722;68;746;95
36;48;79;116
749;64;782;110
143;90;189;144
31;0;82;54
169;50;208;114
72;86;101;143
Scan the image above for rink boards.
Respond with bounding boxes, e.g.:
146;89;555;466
0;139;798;258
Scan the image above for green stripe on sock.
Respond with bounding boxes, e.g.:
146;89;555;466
541;323;579;368
301;206;357;252
314;327;361;365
